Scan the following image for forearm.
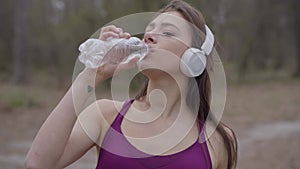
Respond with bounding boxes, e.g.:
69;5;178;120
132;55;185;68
26;70;105;169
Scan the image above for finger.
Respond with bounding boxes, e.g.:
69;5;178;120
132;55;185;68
118;57;139;70
116;64;132;73
128;56;140;64
100;25;118;33
101;25;123;36
97;64;117;78
117;28;124;36
100;32;119;40
122;32;131;39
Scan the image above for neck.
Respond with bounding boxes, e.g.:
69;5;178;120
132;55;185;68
143;74;189;118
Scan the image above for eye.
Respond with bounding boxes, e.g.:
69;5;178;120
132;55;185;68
162;31;175;37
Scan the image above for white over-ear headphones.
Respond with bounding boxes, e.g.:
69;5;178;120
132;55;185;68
180;25;215;77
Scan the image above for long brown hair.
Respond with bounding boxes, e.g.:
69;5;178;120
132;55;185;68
135;0;237;168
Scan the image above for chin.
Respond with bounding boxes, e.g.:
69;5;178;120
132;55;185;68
137;61;154;75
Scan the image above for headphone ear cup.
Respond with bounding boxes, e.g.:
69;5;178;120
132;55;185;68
180;48;207;77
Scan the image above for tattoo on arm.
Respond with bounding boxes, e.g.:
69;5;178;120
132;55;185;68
87;85;93;93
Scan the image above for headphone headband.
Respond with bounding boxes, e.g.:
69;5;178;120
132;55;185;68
201;25;214;55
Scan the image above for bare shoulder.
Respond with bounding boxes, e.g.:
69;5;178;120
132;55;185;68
78;99;125;146
79;99;122;122
95;99;124;124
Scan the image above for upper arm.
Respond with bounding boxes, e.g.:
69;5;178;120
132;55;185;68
55;118;96;169
55;99;120;168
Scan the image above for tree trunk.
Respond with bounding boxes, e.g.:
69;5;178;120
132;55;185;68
12;0;30;84
292;0;300;77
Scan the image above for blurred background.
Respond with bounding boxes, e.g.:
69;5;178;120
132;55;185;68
0;0;299;169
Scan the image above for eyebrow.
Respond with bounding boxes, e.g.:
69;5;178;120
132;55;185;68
147;22;180;31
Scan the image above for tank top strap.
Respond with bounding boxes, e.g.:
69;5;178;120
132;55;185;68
110;99;134;132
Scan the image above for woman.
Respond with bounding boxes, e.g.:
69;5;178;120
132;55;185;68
25;0;237;169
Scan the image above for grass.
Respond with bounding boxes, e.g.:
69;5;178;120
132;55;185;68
0;78;300;169
0;82;65;113
1;77;299;129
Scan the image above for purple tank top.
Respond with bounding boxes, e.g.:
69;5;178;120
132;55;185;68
95;99;212;169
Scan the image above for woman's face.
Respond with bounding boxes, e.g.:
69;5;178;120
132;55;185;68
138;11;193;77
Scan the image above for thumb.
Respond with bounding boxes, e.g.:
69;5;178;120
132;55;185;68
118;56;139;71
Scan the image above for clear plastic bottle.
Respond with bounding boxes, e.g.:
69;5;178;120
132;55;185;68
78;37;148;69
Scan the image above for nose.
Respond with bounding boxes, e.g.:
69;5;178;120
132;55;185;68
143;32;157;44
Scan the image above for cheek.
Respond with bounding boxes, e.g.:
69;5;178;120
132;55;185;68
164;40;189;59
172;46;187;58
154;49;183;74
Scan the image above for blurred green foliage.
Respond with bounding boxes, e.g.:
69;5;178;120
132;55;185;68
0;0;299;86
0;85;40;110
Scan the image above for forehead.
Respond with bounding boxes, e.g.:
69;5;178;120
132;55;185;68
149;11;191;29
148;11;193;44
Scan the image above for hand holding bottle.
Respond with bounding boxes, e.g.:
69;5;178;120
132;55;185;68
79;25;143;85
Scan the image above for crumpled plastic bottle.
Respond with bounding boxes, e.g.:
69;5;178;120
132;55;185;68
78;37;148;69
